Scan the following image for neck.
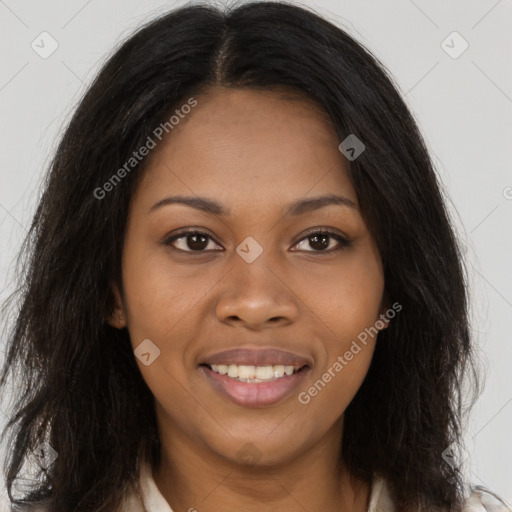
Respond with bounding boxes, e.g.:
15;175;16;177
152;415;371;512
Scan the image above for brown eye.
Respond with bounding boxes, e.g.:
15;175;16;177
162;228;352;254
292;230;352;253
163;230;222;252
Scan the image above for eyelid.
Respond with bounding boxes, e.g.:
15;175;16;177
162;227;353;253
293;226;351;245
162;227;222;251
291;228;352;253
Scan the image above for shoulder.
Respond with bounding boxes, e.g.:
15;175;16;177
462;485;511;512
7;503;49;512
369;475;510;512
0;496;51;512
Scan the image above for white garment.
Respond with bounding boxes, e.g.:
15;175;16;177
121;460;511;512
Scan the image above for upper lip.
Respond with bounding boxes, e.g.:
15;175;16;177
201;347;312;368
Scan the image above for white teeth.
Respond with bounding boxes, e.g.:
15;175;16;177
273;365;285;378
238;365;255;379
254;365;272;380
208;363;302;382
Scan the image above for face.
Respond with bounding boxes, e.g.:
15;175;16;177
109;86;388;467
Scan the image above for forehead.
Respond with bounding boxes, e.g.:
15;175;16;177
134;86;358;212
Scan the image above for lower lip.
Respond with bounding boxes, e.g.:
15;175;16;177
200;365;309;407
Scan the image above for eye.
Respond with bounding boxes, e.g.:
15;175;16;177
162;229;222;253
162;228;353;254
292;229;352;253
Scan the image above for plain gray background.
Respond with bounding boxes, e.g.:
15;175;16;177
0;0;511;506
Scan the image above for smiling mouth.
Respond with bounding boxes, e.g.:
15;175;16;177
199;362;310;407
198;347;312;407
201;363;307;383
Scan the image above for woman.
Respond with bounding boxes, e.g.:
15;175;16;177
0;2;509;511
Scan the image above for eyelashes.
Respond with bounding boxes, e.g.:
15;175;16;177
292;230;352;253
162;228;353;254
162;229;221;253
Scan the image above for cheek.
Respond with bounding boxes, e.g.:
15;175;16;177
301;255;384;339
296;254;383;413
138;363;210;444
298;344;375;431
120;242;211;341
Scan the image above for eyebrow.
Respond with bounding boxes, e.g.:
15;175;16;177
148;193;358;216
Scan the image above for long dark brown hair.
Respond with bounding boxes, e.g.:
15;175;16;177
1;2;483;511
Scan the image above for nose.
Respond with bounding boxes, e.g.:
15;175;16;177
215;254;300;330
